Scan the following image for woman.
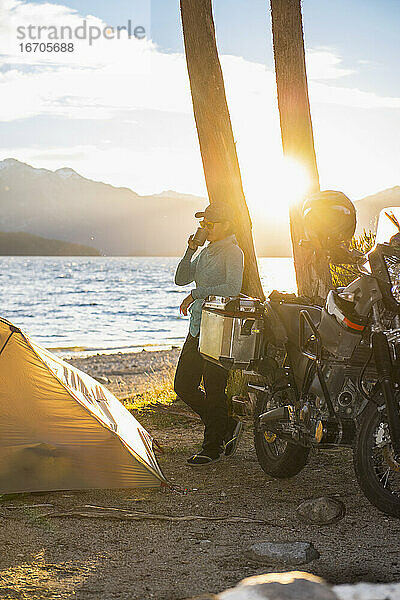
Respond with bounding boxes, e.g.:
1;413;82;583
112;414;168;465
174;202;244;466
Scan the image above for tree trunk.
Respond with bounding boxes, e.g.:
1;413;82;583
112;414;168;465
180;0;265;301
270;0;331;301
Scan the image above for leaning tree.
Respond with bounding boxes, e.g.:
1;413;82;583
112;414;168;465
270;0;332;300
180;0;265;301
180;0;332;301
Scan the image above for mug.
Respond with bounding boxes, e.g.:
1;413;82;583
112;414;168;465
191;227;208;247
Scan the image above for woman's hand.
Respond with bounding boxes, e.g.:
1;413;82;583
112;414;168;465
188;235;199;251
180;293;194;316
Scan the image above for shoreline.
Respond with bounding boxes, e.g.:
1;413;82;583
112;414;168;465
67;347;181;397
52;341;184;361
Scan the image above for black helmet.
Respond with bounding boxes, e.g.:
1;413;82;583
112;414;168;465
302;190;356;247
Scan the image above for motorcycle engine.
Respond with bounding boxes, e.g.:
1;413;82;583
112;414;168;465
309;343;375;420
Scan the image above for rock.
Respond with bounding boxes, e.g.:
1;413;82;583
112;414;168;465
297;496;345;525
187;574;400;600
248;542;320;566
218;571;338;600
334;582;400;600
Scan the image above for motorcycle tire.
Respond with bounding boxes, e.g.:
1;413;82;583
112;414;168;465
254;388;309;479
354;401;400;518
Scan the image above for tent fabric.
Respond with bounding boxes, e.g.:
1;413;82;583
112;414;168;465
0;317;166;494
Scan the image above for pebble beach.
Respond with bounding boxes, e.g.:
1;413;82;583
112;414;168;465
67;347;181;398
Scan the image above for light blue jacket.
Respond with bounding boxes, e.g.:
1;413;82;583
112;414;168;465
175;234;244;336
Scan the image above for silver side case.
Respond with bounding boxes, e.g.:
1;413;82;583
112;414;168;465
199;296;264;370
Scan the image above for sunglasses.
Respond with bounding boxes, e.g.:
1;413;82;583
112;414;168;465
200;220;218;230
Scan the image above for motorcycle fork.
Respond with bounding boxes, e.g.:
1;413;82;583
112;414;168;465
372;331;400;455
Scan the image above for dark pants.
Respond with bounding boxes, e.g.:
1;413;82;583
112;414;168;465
174;333;229;457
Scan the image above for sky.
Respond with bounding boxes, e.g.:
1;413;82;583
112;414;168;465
0;0;399;219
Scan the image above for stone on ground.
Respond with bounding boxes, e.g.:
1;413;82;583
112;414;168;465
334;582;400;600
187;573;400;600
249;541;320;566
218;571;337;600
297;496;345;525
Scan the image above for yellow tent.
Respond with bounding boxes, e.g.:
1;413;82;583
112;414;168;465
0;317;166;494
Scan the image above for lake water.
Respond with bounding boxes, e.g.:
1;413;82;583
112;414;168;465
0;256;296;356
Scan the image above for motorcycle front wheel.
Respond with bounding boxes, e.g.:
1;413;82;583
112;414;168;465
354;401;400;518
254;386;309;479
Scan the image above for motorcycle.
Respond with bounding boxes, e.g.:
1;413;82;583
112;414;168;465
252;207;400;518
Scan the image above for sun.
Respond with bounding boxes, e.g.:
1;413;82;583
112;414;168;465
246;158;311;222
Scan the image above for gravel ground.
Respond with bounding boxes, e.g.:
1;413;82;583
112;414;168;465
1;350;400;600
68;348;181;397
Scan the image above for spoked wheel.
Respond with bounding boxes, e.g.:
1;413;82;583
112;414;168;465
354;401;400;518
253;384;309;479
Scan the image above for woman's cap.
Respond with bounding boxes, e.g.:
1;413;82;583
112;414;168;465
195;203;231;222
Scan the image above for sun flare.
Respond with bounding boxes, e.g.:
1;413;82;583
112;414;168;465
247;158;311;221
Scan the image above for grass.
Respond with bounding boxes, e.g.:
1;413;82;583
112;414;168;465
122;367;197;429
123;367;176;412
123;369;176;427
121;363;249;427
226;369;248;399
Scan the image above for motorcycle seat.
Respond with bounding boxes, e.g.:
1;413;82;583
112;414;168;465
273;303;322;347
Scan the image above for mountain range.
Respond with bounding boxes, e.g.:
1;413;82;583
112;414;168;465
0;158;398;256
0;231;99;256
0;159;207;256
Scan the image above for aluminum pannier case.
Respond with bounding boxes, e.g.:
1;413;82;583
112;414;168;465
199;296;264;369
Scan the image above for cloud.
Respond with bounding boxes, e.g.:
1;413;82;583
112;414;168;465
0;0;399;203
306;49;354;80
0;1;399;124
0;0;150;65
310;81;400;109
0;0;188;121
